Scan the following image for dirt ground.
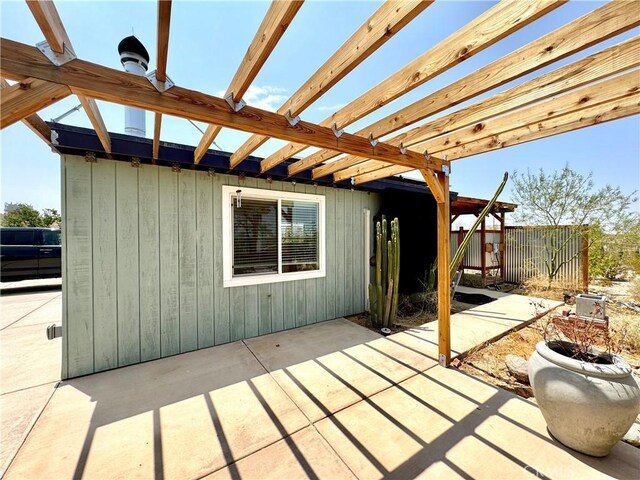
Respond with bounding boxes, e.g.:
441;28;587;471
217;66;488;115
458;278;640;411
346;299;479;336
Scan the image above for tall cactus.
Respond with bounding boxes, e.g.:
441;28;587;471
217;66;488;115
368;217;400;327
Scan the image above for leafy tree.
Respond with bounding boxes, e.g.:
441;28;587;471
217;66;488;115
511;164;637;285
590;219;640;280
1;203;61;227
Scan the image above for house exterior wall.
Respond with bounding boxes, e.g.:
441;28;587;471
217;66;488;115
61;155;380;379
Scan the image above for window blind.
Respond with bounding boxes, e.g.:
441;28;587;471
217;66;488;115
232;197;278;276
281;200;319;273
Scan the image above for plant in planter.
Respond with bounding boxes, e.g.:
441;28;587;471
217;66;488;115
528;300;640;457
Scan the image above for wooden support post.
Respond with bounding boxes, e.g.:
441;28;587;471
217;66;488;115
480;218;486;281
436;171;451;366
582;227;589;293
500;212;506;281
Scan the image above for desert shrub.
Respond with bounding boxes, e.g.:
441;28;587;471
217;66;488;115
590;222;640;281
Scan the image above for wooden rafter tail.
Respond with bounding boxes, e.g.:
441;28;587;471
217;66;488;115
0;77;71;128
77;95;111;153
291;0;640;176
26;0;111;153
0;77;52;144
353;94;640;185
153;0;172;160
0;38;449;172
26;0;73;54
194;0;304;164
335;67;640;182
280;0;567;176
323;35;640;180
226;0;436;171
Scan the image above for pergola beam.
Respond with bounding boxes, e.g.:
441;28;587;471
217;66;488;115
194;0;304;163
227;0;434;168
0;38;447;172
0;77;70;128
279;0;567;176
354;93;640;184
294;0;639;176
0;77;52;144
26;0;112;154
334;68;640;181
152;0;172;160
313;36;640;180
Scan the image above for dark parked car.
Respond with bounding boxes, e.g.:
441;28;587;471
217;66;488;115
0;227;61;281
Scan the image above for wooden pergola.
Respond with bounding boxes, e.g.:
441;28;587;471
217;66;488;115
1;0;638;366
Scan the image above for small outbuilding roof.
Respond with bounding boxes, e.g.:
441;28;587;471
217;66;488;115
451;196;517;216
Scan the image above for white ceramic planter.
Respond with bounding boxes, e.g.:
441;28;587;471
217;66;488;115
529;341;640;457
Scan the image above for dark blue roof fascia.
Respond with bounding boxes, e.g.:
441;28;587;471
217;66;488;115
48;123;457;199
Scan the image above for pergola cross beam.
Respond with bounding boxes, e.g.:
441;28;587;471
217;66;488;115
0;38;447;173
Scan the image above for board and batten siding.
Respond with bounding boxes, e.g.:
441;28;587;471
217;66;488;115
61;155;379;378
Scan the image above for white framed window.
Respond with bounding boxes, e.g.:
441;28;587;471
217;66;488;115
222;185;325;287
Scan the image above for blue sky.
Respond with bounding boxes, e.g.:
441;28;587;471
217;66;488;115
1;0;639;227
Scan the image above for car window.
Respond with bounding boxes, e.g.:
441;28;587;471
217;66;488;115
1;230;35;245
41;230;61;246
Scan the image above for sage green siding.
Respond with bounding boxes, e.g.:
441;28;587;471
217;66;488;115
61;155;379;378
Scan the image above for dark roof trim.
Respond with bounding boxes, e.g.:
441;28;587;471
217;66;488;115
48;123;457;199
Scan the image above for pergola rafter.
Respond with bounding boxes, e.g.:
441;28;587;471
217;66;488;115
228;0;434;168
264;0;566;175
152;0;172;160
334;68;640;182
2;0;638;367
354;93;640;185
298;0;639;178
0;77;71;128
0;77;53;144
25;0;112;154
193;0;304;164
318;36;640;180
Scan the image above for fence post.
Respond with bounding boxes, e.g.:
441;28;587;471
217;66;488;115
480;218;486;281
500;212;506;281
582;226;589;293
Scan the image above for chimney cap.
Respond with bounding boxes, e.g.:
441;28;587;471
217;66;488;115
118;35;150;63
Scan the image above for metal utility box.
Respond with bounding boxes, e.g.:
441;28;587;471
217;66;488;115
576;294;606;320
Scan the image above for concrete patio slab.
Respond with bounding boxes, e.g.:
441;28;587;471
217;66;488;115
244;318;380;372
0;322;61;394
0;290;60;330
8;294;61;328
315;366;639;480
204;426;356;480
4;341;310;480
0;382;56;476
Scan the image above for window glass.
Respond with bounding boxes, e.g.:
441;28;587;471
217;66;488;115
281;200;319;273
42;230;61;246
1;230;35;246
232;197;278;276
